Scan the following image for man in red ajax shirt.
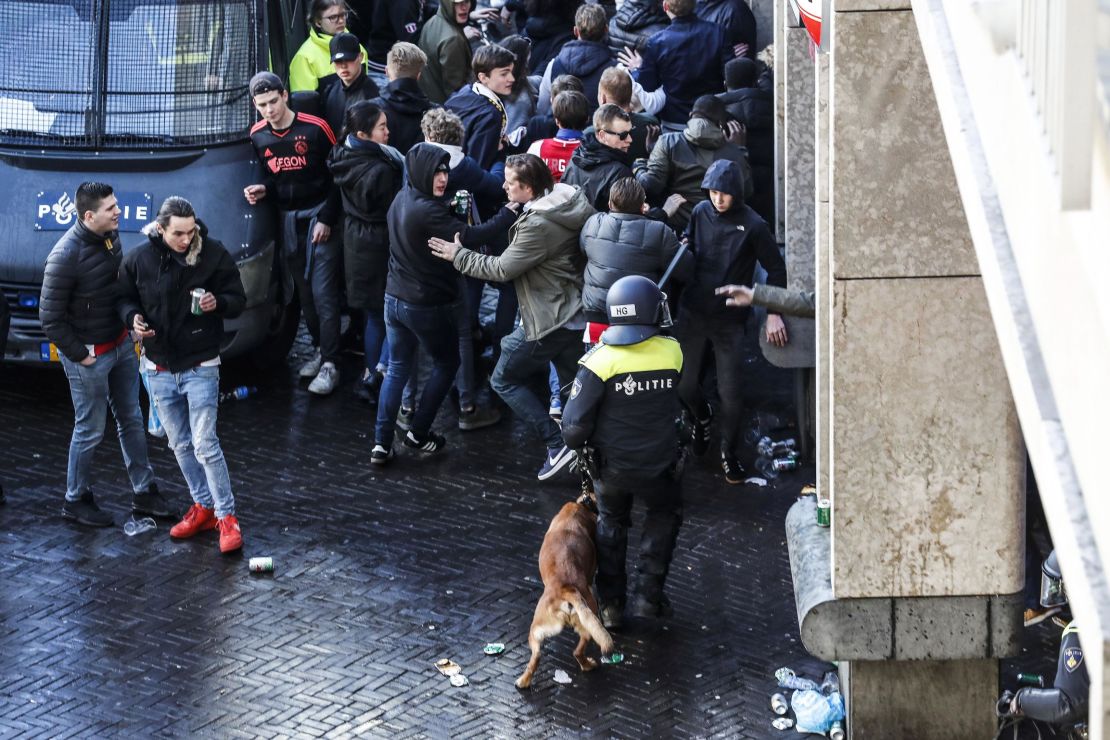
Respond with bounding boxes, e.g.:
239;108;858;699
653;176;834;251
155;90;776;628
244;71;344;395
526;90;589;184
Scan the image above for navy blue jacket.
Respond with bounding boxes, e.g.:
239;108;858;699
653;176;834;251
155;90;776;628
550;40;615;112
635;14;732;124
681;159;785;325
444;85;505;172
696;0;756;55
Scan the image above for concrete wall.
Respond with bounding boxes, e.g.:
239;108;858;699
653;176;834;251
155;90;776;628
827;5;1023;601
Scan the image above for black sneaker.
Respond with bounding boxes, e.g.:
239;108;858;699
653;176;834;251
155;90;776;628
132;483;176;519
721;452;745;484
62;490;113;528
370;443;394;466
690;407;713;456
458;404;501;431
403;430;446;454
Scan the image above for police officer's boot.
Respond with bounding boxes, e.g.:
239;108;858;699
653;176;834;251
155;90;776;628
629;574;672;618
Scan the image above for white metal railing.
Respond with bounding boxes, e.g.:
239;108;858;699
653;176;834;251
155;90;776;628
1016;0;1096;209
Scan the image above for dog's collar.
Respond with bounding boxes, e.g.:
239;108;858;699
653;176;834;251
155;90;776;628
575;491;599;515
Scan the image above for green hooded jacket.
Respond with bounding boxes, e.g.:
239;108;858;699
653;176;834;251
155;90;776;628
418;0;473;104
453;184;597;341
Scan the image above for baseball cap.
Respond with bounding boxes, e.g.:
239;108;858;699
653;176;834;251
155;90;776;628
330;32;361;63
249;71;285;98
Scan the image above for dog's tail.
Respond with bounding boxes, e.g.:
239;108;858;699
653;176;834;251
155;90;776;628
562;587;614;653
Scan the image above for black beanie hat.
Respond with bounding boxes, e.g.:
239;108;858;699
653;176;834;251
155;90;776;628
690;95;728;128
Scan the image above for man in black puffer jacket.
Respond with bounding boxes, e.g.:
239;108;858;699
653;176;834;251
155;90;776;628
39;181;165;528
118;196;247;555
578;177;691;343
608;0;669;55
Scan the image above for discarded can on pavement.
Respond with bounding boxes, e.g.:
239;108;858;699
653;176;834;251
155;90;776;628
829;720;846;740
771;693;789;715
1017;672;1045;688
190;288;205;315
600;652;624;664
772;456;799;473
249;557;274;573
816;497;831;527
771;717;794;731
483;643;505;655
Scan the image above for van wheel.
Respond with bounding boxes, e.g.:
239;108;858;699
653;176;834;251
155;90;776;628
249;294;300;370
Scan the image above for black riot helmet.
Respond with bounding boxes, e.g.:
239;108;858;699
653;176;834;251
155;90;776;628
600;275;673;346
1040;549;1067;608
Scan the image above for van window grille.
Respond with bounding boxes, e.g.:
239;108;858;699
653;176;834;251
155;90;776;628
0;0;258;149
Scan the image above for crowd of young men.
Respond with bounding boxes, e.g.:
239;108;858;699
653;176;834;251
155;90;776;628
37;0;790;624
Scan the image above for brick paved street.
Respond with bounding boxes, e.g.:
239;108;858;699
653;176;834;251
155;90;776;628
0;330;860;737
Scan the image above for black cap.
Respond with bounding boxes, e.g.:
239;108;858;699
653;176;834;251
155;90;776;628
690;95;728;128
330;32;361;63
249;71;285;98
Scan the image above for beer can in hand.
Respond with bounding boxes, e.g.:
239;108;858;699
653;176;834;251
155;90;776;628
190;288;206;315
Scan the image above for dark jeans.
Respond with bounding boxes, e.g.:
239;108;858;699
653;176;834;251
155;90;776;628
678;321;746;457
288;218;343;364
594;472;684;607
375;295;459;447
490;324;583;450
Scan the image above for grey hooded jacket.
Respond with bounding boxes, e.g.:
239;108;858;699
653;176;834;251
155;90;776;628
634;116;752;231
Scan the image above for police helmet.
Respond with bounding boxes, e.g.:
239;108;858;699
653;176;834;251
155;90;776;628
1040;549;1067;608
600;275;672;346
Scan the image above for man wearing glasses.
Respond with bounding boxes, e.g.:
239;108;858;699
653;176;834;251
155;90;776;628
290;1;369;94
562;104;635;213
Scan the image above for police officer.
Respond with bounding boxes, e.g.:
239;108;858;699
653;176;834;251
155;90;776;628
998;550;1089;737
561;275;684;630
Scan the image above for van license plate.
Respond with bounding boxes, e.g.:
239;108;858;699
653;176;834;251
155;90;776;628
39;342;60;362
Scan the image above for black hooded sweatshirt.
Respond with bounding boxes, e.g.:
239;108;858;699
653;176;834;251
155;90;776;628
681;159;786;325
373;77;435;155
385;144;519;305
561;133;634;212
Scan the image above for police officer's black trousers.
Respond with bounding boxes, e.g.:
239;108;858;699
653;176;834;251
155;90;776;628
593;473;683;607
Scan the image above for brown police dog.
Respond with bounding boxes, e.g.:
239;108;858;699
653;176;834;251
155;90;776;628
516;492;615;689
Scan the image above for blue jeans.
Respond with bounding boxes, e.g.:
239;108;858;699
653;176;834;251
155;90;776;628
59;341;154;501
146;365;236;518
491;325;583;450
375;295;460;447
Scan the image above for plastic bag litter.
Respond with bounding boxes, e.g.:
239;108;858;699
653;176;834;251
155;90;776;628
791;689;845;733
553;669;572;684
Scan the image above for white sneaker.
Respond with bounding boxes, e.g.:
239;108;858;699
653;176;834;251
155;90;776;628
308;362;339;395
298;349;322;378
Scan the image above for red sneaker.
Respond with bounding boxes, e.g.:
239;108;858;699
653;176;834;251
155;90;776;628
170;503;217;539
218;515;242;553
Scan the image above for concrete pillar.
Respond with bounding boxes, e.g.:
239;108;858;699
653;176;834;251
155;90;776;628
824;2;1024;736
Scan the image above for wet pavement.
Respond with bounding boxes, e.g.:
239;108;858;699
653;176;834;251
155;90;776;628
0;325;1054;738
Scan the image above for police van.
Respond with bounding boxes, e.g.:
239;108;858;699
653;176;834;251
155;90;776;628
0;0;308;367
